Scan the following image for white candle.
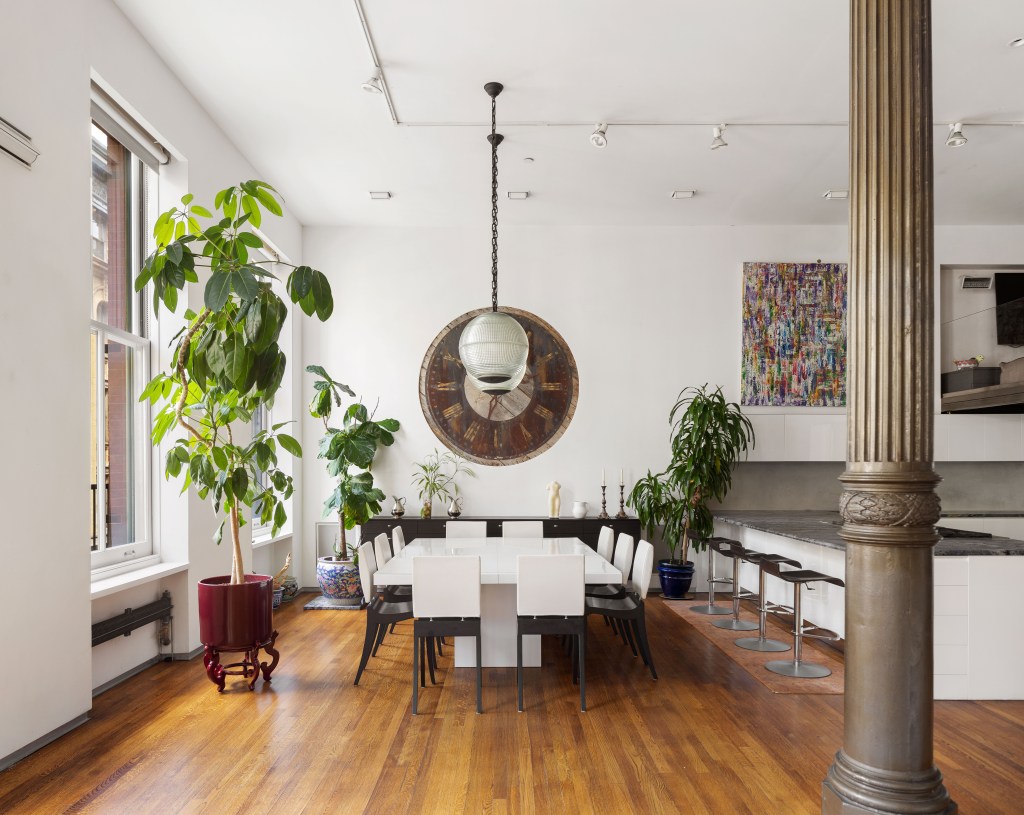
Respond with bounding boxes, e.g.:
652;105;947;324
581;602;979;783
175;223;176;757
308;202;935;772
601;468;606;486
620;468;624;486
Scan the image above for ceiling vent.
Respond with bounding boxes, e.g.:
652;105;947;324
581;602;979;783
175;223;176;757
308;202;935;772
961;275;993;290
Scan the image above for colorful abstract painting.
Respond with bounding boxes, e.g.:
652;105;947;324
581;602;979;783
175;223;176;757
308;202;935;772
741;261;847;407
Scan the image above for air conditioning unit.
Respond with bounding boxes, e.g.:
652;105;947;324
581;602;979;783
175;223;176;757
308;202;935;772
960;275;993;290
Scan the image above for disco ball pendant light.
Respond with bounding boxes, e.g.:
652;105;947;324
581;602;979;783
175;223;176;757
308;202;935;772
458;82;530;396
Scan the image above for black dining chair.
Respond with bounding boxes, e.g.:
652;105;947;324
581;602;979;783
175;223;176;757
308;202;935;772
353;541;413;685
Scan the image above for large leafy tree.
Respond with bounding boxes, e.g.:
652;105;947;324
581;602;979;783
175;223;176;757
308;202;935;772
137;181;334;584
307;366;400;559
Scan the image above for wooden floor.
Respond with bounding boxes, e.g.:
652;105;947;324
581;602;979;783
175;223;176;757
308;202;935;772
1;596;1022;814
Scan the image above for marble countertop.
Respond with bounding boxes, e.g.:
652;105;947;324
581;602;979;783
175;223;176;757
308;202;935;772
713;510;1024;556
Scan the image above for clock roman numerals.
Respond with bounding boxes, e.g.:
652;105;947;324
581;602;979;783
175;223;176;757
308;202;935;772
519;425;533;444
540;382;563;391
433;381;459;391
464;420;483;442
443;403;463;420
442;352;464;368
533;404;554;420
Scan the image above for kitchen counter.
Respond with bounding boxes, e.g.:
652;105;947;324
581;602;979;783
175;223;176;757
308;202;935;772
712;510;1024;556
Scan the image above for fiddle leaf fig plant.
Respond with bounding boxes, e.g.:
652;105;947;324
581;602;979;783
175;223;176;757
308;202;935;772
137;181;335;585
628;384;754;564
308;366;400;560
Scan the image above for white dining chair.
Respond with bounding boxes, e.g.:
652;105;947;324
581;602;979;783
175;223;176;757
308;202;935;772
374;532;392;568
516;554;587;712
353;541;413;686
412;555;483;714
596;526;615;560
392;526;406;552
503;521;544;538
445;520;487;538
587;532;633;600
585;540;657;680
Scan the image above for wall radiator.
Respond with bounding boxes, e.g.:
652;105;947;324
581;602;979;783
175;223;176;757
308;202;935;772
92;590;173;648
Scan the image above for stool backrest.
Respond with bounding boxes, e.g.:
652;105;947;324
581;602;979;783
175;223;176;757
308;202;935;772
446;520;487;538
632;540;655;600
503;520;544;538
413;555;481;618
516;555;584;617
358;541;377;600
612;533;634;579
392;526;406;553
374;532;392;568
596;526;614;561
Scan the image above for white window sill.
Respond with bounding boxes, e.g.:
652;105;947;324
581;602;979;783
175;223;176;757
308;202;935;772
252;530;293;550
90;561;189;600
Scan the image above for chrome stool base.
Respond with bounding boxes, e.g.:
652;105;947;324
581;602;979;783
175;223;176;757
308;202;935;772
734;636;790;652
765;659;832;679
712;618;758;631
691;602;733;616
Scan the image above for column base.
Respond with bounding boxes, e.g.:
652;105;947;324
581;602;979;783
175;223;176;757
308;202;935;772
822;751;956;815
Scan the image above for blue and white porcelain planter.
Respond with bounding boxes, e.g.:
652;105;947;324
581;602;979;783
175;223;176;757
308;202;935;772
316;556;363;601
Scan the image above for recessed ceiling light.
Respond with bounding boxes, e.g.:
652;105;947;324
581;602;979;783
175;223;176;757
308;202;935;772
368;191;391;200
822;190;849;200
507;191;529;200
670;190;696;199
1009;37;1024;48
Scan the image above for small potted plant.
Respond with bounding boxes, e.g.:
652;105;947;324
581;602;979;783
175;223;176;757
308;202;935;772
411;449;475;518
629;384;754;598
308;366;399;601
137;181;334;690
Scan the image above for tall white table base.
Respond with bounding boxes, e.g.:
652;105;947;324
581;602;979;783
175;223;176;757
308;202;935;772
454;584;540;667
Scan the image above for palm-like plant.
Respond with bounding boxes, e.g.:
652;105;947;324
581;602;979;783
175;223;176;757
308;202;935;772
308;366;400;560
629;384;754;564
411;449;475;517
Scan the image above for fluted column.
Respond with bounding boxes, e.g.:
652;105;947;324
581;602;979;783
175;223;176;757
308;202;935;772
822;1;956;813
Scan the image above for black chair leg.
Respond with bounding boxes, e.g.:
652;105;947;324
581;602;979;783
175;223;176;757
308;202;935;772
389;622;397;634
636;613;657;680
426;637;436;685
571;636;579;685
420;637;427;687
354;619;378;686
578;630;587;712
621;617;639;657
476;635;483;714
412;634;419;714
516;630;524;712
372;621;387;656
631;620;649;666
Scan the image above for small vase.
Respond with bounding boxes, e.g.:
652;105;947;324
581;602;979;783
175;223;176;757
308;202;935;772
572;501;588;519
391;497;406;517
447;497;463;519
421;501;432;519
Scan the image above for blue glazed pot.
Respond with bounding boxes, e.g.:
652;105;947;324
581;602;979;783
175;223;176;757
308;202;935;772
316;556;363;601
658;559;695;599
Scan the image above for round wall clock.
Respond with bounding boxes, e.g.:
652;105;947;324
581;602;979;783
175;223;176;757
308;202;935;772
419;307;579;466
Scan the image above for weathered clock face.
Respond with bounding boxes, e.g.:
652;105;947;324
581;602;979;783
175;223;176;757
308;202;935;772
419;307;579;466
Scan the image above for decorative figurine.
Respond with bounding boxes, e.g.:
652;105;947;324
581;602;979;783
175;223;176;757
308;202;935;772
546;481;561;518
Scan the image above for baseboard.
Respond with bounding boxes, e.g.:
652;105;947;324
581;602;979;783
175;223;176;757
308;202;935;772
0;713;89;772
172;645;204;661
92;655;164;697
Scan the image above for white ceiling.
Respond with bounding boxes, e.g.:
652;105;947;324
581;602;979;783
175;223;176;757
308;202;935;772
114;0;1024;227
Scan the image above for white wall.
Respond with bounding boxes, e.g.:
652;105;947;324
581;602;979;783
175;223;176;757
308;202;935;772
0;0;305;761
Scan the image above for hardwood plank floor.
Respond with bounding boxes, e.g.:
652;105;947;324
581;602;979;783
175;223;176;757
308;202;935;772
1;595;1021;814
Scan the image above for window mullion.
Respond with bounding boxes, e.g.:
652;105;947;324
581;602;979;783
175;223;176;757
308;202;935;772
94;328;108;552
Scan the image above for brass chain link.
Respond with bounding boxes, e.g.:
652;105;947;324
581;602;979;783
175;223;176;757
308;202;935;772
490;95;499;312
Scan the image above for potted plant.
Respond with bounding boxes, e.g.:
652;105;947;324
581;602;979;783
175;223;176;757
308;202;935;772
411;448;475;518
629;384;754;598
307;366;399;601
137;181;334;690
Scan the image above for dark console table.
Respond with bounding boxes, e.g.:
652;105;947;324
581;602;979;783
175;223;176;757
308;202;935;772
360;515;641;551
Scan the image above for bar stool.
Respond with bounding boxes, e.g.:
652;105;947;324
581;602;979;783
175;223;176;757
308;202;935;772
711;540;759;631
690;537;735;616
761;559;845;678
734;553;802;652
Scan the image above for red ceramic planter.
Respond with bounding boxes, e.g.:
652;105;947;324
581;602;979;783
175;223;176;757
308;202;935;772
198;574;274;650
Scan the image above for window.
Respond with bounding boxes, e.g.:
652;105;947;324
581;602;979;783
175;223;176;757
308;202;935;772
90;121;158;569
251;402;271;537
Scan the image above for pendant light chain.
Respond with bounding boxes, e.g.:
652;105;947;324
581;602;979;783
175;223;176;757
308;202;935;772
491;95;499;312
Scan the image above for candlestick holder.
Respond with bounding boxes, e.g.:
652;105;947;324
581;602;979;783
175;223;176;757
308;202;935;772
616;484;627;518
597;485;610;519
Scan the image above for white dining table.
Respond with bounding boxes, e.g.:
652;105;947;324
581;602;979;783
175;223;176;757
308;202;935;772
373;537;622;667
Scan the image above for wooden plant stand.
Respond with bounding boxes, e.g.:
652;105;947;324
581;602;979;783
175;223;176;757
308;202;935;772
203;630;280;692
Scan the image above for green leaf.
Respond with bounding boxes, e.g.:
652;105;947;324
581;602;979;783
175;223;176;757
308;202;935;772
213;520;225;545
191;205;212;218
204;273;232;311
237;231;263;249
287;266;313;301
231;467;248;499
231;268;259;302
181;193;194;205
278;433;302;458
273;500;286;531
310;271;333;320
378;418;400;432
253;186;283;217
211;446;228;470
166;242;183;265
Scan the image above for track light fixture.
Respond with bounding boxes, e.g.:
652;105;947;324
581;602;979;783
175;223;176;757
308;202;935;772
361;69;384;94
710;124;728;150
590;123;608;148
945;122;967;147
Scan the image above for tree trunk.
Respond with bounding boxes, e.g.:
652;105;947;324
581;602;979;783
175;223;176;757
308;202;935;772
230;504;244;584
337;509;346;559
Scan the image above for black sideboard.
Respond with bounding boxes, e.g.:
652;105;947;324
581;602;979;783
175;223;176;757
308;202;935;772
359;515;641;551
